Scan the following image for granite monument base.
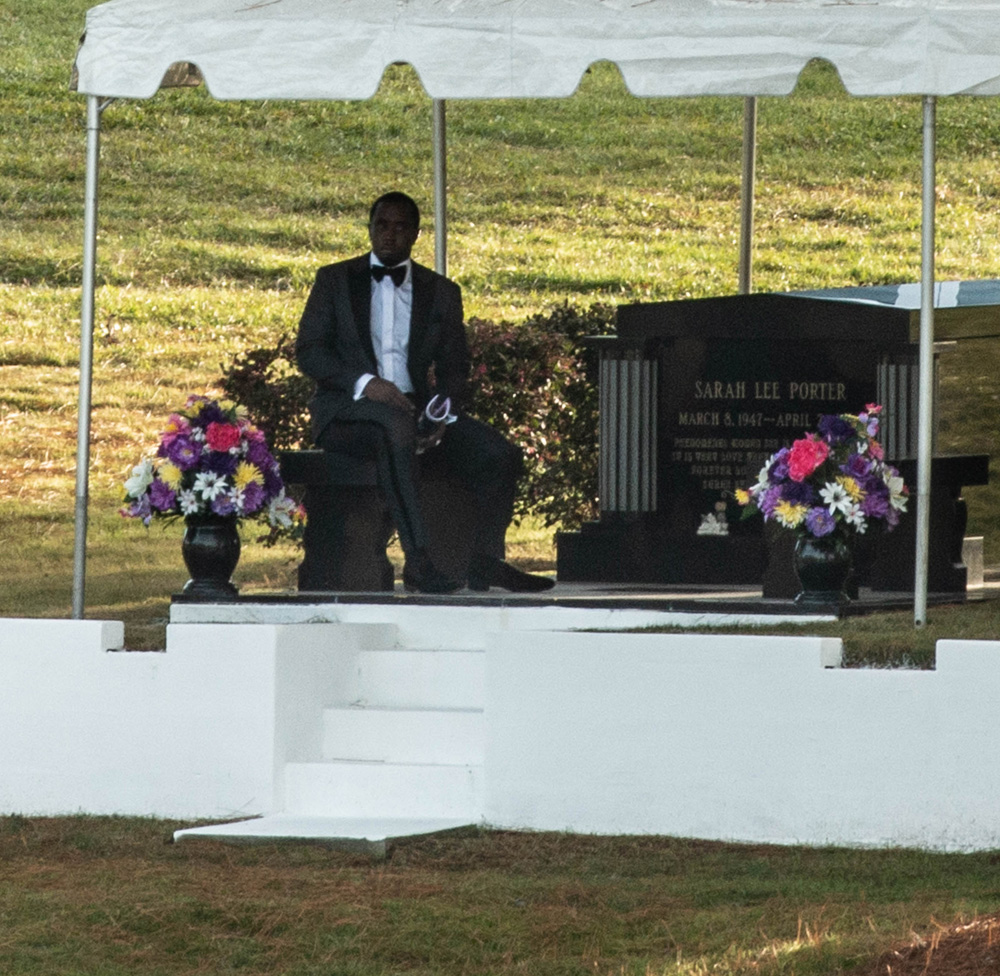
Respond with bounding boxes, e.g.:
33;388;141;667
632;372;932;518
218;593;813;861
558;454;988;595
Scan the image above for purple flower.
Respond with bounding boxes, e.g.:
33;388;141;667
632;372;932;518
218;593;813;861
211;494;236;517
246;439;274;469
241;481;266;513
858;408;880;438
148;479;177;512
841;453;872;480
805;507;837;537
861;487;890;519
759;485;783;518
165;434;202;471
818;414;855;445
262;462;284;498
781;480;815;505
192;401;228;427
204;451;238;476
769;447;791;482
122;495;152;525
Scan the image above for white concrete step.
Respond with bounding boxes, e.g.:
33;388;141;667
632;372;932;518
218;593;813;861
173;815;477;854
336;648;485;710
283;760;483;819
322;706;484;764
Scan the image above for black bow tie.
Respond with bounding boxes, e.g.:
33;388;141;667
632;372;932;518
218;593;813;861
371;264;407;287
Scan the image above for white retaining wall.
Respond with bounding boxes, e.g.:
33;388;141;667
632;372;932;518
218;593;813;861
0;618;389;819
485;633;1000;850
2;615;999;849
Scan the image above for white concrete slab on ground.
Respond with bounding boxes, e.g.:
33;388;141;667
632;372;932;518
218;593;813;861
173;815;478;851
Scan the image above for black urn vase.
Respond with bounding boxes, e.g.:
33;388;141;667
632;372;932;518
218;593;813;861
181;516;241;601
793;533;853;606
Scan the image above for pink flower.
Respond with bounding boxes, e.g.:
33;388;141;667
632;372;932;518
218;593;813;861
787;436;830;482
242;422;266;444
205;421;242;453
160;413;191;446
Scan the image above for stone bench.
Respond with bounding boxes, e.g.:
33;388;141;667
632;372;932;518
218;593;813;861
279;449;477;591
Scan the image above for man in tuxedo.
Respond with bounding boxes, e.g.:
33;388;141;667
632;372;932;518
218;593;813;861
295;191;554;594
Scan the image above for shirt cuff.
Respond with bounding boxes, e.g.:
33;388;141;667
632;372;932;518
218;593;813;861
354;373;376;400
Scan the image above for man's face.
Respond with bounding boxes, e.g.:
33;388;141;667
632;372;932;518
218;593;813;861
368;201;420;267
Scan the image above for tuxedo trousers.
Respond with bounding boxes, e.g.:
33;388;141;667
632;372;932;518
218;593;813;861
313;398;522;561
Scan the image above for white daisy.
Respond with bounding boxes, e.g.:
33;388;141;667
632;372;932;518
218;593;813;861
227;487;246;516
193;470;228;500
178;489;201;515
819;481;852;515
844;504;867;532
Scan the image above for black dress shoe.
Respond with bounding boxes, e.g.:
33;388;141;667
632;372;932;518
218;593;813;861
467;555;555;593
402;551;463;594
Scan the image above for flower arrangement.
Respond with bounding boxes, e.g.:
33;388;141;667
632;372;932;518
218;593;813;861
735;404;908;540
121;394;303;535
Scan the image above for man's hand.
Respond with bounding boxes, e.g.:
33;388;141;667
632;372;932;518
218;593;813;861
416;419;448;455
363;377;415;414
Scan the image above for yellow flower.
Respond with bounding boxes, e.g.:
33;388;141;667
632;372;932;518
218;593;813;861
837;475;863;502
162;413;187;435
234;461;263;488
735;488;751;506
156;461;183;489
774;500;807;528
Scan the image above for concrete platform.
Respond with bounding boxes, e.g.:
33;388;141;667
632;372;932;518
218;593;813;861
173;815;476;855
171;575;996;623
171;582;841;628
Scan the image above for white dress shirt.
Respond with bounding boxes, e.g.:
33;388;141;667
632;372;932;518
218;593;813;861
354;256;413;399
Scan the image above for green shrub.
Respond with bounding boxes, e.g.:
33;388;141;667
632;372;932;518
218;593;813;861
219;334;312;450
219;303;617;529
467;303;616;528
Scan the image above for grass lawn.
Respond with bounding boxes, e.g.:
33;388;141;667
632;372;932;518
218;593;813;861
2;816;1000;976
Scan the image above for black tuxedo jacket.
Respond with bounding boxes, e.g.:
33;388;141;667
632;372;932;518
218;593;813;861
296;253;470;441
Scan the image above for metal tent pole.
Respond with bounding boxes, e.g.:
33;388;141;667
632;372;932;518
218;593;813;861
738;96;757;295
432;98;447;276
914;95;936;627
72;94;105;619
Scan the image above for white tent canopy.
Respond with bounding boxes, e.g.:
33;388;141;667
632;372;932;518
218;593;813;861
74;0;1000;100
73;0;1000;624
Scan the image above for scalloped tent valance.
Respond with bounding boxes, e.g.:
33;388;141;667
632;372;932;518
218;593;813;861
73;0;1000;101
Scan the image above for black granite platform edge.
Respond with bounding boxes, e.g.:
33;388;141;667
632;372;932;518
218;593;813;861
170;588;976;617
